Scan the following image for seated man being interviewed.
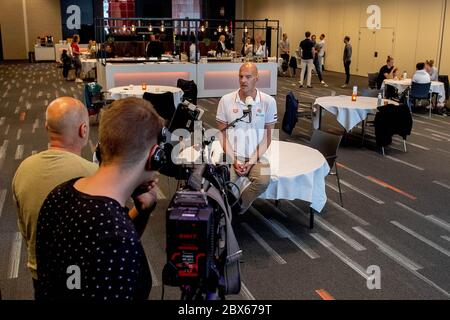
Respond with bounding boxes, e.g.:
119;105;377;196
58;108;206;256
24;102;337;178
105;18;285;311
216;62;277;214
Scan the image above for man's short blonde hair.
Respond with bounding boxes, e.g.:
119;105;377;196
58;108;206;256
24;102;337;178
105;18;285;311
99;97;164;168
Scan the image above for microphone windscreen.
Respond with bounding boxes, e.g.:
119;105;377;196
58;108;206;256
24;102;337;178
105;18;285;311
245;96;254;106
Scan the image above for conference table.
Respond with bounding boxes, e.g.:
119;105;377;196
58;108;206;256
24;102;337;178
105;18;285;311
381;78;446;106
108;85;184;109
80;58;97;75
178;140;330;228
313;95;398;132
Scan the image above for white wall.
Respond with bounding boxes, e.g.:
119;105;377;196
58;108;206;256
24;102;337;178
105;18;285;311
243;0;450;77
0;0;62;60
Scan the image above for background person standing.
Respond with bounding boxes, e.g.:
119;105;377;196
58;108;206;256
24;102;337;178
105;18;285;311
318;34;326;71
299;31;315;88
279;33;290;63
342;36;352;88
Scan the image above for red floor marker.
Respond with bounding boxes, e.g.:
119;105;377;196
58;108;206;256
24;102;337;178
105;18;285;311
315;289;335;300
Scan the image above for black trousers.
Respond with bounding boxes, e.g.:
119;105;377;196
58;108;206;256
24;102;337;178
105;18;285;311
344;60;351;84
62;65;70;78
281;53;289;63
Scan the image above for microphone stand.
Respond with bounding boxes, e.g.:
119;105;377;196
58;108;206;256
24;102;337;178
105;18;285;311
201;112;251;164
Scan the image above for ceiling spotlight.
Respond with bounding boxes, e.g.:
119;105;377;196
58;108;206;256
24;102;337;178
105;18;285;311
148;24;152;32
160;21;165;32
131;25;135;32
122;25;127;32
225;25;229;33
244;25;248;33
200;25;205;32
218;25;222;32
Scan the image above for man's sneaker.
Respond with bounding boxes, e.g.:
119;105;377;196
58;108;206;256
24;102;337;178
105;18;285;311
299;84;303;88
307;85;313;88
321;81;329;87
341;84;347;88
75;78;83;83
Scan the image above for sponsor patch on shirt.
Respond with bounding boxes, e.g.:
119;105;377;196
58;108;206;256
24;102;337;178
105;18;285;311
256;108;265;117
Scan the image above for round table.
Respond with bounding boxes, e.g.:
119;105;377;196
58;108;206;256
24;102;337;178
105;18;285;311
108;85;184;110
382;78;446;106
177;140;330;213
313;95;398;132
80;58;97;76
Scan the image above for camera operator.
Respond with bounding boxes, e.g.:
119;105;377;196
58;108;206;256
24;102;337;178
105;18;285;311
216;62;277;215
36;97;164;300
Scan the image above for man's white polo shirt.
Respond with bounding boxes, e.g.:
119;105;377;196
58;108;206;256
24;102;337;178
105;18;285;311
216;89;277;159
412;69;431;84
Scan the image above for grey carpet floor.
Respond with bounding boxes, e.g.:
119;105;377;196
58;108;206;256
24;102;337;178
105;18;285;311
0;61;449;300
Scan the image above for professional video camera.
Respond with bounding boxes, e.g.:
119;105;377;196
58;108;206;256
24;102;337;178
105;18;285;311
158;101;242;300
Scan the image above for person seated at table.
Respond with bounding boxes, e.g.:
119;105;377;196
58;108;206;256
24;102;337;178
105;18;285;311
100;42;115;58
216;62;277;215
241;37;254;57
412;62;431;84
376;56;398;89
146;34;163;59
255;40;268;57
88;40;97;58
189;35;199;62
216;35;227;56
425;60;439;81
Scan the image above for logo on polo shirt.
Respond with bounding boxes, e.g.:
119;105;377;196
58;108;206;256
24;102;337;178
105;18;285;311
256;108;264;117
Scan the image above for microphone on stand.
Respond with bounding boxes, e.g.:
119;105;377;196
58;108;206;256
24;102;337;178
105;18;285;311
244;96;255;123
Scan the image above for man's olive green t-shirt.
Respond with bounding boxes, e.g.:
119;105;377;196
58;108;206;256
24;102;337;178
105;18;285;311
12;150;98;279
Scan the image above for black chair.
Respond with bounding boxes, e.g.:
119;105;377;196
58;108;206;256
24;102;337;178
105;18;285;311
408;82;432;117
360;88;382;146
368;72;379;89
142;91;175;121
310;130;344;211
83;83;112;121
177;79;198;105
438;75;449;100
375;104;411;155
282;91;313;135
361;88;381;97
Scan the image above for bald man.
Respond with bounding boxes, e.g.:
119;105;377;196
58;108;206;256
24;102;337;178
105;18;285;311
12;97;98;294
216;63;277;214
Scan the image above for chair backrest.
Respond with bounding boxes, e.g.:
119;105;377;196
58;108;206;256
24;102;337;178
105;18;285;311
368;72;379;89
83;82;102;106
310;130;342;168
438;75;449;100
142;91;175;120
83;84;92;108
361;88;380;97
176;78;198;105
410;81;431;99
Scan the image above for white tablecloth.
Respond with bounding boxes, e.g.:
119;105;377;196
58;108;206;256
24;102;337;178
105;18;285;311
178;140;330;212
313;95;398;132
382;78;446;106
108;85;183;109
81;58;97;75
